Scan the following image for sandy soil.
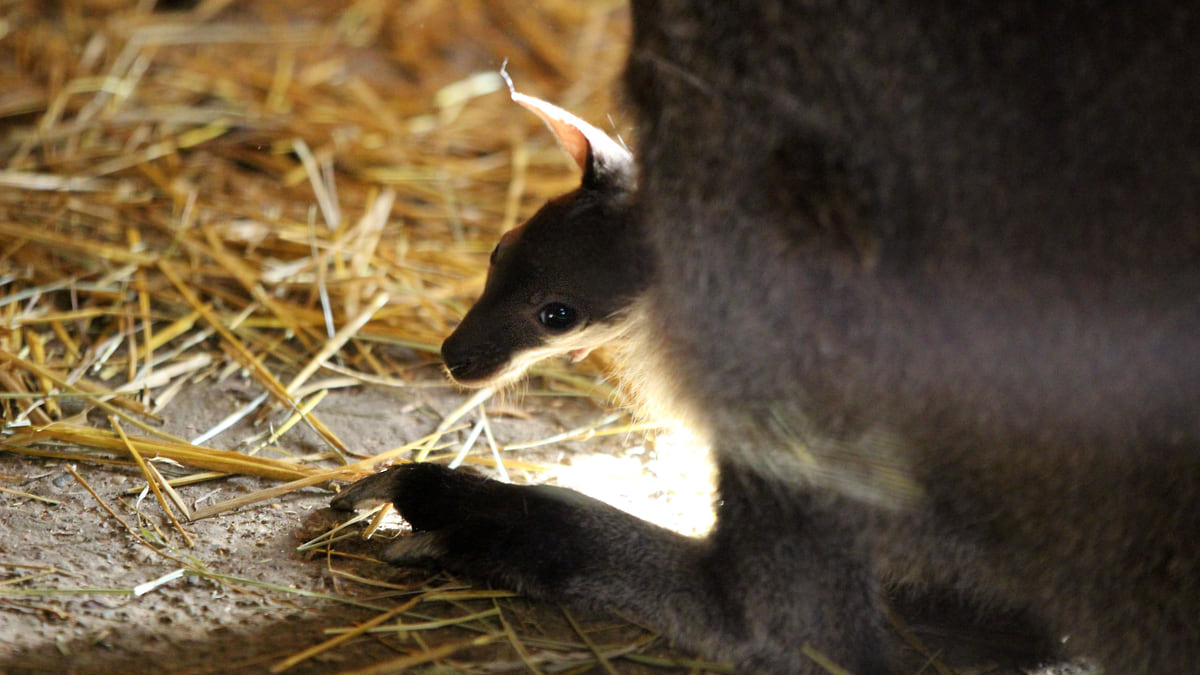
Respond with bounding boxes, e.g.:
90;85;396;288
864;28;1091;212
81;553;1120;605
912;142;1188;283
0;373;718;674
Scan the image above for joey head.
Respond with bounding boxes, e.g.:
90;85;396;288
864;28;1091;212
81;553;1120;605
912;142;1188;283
438;89;648;387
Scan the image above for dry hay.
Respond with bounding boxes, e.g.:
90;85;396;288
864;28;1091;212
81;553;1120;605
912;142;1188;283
0;0;724;672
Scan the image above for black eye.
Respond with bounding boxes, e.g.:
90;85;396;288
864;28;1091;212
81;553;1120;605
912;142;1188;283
538;303;578;332
489;245;499;265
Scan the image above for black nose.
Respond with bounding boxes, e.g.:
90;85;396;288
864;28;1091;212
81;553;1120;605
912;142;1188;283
440;328;484;383
440;332;464;371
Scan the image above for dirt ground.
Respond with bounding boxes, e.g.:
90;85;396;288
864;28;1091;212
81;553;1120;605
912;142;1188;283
0;372;724;674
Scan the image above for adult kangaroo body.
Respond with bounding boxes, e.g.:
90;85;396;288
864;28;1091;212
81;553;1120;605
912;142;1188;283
335;3;1200;672
625;2;1200;671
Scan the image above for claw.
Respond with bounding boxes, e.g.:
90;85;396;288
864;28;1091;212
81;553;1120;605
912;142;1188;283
330;469;400;511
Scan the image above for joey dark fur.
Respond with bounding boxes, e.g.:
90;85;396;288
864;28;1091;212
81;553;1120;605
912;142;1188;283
334;2;1200;672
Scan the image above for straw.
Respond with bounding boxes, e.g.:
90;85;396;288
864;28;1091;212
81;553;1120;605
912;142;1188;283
0;1;707;671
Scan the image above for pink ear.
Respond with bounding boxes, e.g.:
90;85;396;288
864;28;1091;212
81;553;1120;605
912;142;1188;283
509;90;631;174
511;92;592;170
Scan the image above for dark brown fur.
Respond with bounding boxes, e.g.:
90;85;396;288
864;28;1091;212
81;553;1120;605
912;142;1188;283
334;3;1200;672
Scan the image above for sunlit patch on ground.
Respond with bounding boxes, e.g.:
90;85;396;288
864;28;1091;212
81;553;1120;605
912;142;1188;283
552;428;716;538
357;426;717;541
